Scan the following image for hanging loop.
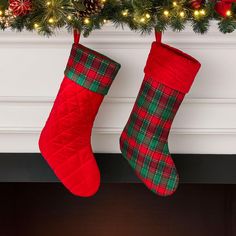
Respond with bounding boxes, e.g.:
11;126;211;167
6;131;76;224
155;31;162;43
73;29;80;44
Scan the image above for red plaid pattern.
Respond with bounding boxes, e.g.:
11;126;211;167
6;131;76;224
120;41;200;196
120;76;185;196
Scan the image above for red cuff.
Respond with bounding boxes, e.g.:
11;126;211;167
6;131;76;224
144;42;201;94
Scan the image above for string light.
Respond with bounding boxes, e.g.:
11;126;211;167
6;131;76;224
0;0;233;35
200;9;205;15
48;18;54;24
226;10;231;16
122;9;128;16
194;9;206;18
173;1;177;7
84;18;90;24
194;10;199;16
67;15;72;20
34;23;39;29
179;11;185;18
164;10;169;17
140;17;145;23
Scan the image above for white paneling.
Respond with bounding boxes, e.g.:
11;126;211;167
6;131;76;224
0;97;236;130
0;131;235;154
0;22;236;153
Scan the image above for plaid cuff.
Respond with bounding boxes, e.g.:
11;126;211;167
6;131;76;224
144;42;201;94
64;43;121;95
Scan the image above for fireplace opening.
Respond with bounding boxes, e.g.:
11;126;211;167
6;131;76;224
0;183;235;236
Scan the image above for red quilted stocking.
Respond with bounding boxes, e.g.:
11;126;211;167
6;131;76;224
120;34;201;196
39;41;120;197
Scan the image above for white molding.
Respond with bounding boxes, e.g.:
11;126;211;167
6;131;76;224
0;96;235;136
0;96;236;104
0;127;236;135
1;22;236;48
0;129;235;153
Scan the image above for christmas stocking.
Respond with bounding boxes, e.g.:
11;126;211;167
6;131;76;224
39;33;120;197
120;33;201;196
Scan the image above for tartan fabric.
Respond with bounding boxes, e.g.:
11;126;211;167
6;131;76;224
120;76;185;196
65;43;121;95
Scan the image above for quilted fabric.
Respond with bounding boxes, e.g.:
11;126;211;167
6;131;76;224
39;44;120;197
120;42;201;196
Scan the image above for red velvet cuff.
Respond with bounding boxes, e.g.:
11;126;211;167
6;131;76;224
144;42;201;94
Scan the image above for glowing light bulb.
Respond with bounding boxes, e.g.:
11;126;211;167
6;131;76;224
122;10;128;16
173;1;177;7
48;18;54;23
103;19;107;23
194;10;199;16
34;23;39;29
164;10;169;16
0;10;3;16
180;11;185;18
145;13;151;19
200;9;205;15
46;1;51;6
84;18;90;24
226;10;231;16
67;15;72;20
140;17;145;23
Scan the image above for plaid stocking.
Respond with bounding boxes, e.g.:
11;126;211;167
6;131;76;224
39;40;120;197
120;40;201;196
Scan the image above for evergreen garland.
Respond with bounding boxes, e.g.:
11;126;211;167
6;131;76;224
0;0;236;36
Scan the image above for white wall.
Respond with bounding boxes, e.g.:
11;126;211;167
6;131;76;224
0;22;236;153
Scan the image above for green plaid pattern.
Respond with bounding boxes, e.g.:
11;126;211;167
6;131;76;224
120;76;185;196
65;43;121;95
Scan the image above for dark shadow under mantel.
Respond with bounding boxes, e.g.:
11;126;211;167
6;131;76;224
0;153;236;184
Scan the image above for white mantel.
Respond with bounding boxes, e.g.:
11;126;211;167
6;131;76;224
0;22;236;153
